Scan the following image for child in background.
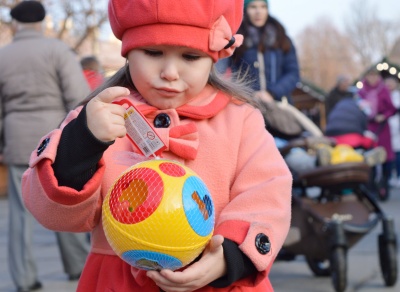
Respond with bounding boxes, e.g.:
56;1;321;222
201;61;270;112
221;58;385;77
80;56;105;91
22;0;292;291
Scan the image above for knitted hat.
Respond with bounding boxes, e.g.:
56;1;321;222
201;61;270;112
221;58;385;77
244;0;268;9
10;1;46;23
108;0;244;62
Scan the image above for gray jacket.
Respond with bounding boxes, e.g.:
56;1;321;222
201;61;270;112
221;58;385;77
0;29;90;165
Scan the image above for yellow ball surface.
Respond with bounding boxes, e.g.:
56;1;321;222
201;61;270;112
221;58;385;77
102;159;215;271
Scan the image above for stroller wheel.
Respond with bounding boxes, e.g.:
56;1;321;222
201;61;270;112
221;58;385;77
305;256;331;277
378;234;398;286
330;247;347;292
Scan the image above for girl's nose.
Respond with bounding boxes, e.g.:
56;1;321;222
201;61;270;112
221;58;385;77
160;60;179;81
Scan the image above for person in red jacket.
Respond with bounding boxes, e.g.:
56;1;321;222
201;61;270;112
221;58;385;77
21;0;292;291
80;56;105;91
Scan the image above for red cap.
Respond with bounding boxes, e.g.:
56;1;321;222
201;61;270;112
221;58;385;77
108;0;244;62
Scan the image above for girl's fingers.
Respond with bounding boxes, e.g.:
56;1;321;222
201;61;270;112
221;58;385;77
94;86;130;104
108;103;127;117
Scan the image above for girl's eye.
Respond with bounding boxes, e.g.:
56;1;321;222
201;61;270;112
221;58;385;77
144;50;162;57
183;54;201;61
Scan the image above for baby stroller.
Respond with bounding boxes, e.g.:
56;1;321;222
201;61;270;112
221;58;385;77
267;102;398;292
326;132;391;202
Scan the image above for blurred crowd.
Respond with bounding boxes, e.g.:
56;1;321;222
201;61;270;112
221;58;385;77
325;69;400;193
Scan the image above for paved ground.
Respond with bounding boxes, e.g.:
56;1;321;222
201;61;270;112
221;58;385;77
0;188;399;292
0;196;78;292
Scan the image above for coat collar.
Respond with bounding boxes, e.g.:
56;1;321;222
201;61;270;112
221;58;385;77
115;85;233;160
13;29;43;42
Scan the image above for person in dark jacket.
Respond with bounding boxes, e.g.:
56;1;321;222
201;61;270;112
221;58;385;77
324;96;377;149
325;97;367;137
216;0;300;104
325;75;352;118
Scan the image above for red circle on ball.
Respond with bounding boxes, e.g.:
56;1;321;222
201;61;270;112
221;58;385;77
109;167;163;224
159;162;186;177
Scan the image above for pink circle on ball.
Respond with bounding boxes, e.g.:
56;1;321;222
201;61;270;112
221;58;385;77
159;162;186;177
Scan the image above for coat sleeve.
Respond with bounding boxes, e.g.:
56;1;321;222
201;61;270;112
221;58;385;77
268;41;300;100
214;108;292;286
215;57;232;74
381;87;397;119
21;108;105;232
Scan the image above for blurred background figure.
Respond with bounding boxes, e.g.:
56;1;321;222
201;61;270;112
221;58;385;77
324;93;370;147
385;77;400;188
216;0;300;104
358;68;397;200
323;92;387;168
325;74;353;119
80;55;105;91
0;1;90;291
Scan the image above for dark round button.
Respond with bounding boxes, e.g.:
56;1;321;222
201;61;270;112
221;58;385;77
255;233;271;255
37;137;50;156
153;113;171;128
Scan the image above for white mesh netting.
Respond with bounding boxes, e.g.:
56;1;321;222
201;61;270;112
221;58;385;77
102;159;215;271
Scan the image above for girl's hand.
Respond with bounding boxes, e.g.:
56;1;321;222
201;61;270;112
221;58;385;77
146;235;226;292
86;86;130;142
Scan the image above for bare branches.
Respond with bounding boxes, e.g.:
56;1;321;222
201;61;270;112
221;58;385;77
0;0;109;54
295;0;400;91
297;17;360;91
345;0;400;68
0;0;20;24
45;0;109;52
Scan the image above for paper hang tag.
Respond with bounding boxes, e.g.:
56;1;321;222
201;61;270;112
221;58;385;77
113;99;166;157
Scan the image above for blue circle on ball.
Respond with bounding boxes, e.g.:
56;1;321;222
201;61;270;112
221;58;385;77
182;176;214;237
122;250;182;271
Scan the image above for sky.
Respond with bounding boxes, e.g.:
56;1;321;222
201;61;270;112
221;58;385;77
269;0;400;38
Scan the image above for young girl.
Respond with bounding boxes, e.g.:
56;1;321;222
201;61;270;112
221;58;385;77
22;0;292;291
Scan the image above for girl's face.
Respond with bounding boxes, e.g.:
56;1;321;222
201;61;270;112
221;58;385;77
246;1;269;27
127;46;213;110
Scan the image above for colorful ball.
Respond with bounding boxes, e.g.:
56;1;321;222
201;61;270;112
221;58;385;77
102;159;215;271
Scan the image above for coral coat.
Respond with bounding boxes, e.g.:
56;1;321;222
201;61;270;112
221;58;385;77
22;86;292;291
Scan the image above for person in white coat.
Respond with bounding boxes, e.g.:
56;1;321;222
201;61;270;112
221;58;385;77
386;77;400;187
